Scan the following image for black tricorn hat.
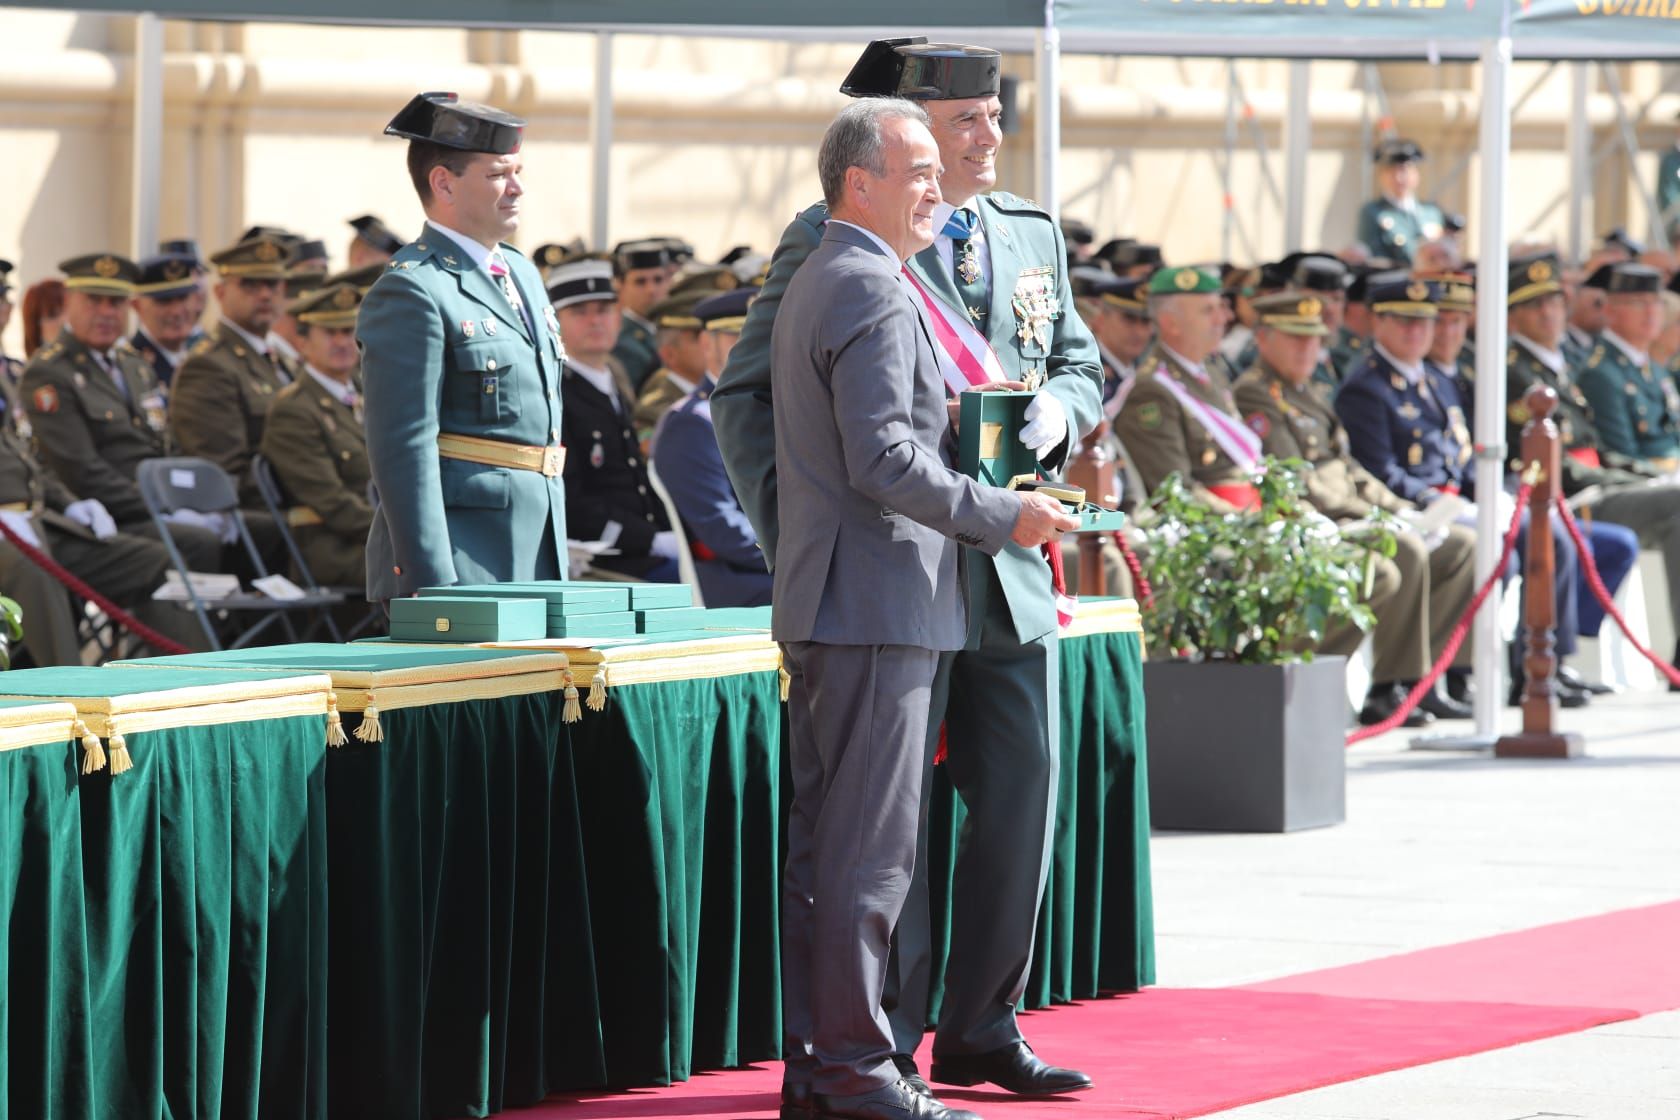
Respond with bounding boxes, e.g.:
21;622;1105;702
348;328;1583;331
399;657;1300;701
840;39;1001;101
349;214;405;255
385;91;525;154
1606;262;1662;295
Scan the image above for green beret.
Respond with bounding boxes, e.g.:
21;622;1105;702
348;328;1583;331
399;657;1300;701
1145;266;1220;296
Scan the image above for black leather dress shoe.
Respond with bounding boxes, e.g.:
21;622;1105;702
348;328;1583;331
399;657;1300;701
782;1080;814;1119
1358;682;1433;729
931;1041;1093;1096
1445;668;1475;705
1508;677;1590;708
1415;683;1473;720
890;1053;932;1097
1556;665;1613;695
814;1079;978;1120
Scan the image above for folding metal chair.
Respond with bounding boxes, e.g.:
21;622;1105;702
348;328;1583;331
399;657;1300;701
136;457;344;650
250;453;382;640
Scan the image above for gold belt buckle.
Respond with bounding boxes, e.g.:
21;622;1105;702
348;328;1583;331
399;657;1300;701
541;446;563;477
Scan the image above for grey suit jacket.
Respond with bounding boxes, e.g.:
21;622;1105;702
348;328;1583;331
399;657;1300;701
770;222;1019;649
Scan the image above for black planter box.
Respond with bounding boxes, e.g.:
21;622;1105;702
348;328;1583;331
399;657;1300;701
1144;657;1348;833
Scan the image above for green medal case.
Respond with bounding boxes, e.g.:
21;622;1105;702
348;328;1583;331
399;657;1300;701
420;582;631;614
958;390;1125;533
626;583;695;609
389;596;547;642
635;607;711;634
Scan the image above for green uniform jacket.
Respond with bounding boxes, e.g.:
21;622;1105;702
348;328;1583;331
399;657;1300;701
357;225;567;600
611;312;661;391
1328;325;1368;383
1233;361;1408;521
259;372;373;587
1575;335;1680;463
1657;144;1680;229
632;368;695;437
1506;338;1658;496
20;329;171;524
1354;198;1444;265
712;193;1103;645
170;322;296;504
1115;344;1251;510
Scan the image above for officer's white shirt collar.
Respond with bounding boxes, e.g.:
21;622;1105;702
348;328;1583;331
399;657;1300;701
1381;193;1417;214
1097;340;1133;380
268;332;300;365
829;219;902;264
136;324;187;367
305;364;358;407
623;309;655;333
1513;333;1568;377
567;358;621;405
1601;327;1650;367
220;317;269;356
426;220;497;274
1159;343;1208;383
662;371;699;397
1374;342;1427;385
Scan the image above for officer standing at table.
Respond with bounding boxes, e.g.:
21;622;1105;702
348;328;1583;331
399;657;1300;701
358;91;567;599
713;37;1100;1100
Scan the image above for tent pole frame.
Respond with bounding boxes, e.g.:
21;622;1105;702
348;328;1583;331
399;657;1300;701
1034;0;1060;216
132;11;163;261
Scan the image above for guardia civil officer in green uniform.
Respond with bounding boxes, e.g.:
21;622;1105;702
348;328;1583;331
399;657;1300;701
1354;139;1444;266
713;38;1100;1103
609;239;675;391
260;283;372;588
0;260;22;390
358;92;567;600
1576;263;1680;468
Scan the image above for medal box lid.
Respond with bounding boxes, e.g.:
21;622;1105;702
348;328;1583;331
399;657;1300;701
388;596;547;641
420;582;630;614
547;613;639;637
635;607;711;633
959;391;1039;489
626;583;694;609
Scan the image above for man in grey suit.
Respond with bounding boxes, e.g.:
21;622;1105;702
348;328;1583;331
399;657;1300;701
774;99;1076;1120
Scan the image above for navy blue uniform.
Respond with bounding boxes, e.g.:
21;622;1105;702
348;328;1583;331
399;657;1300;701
1336;347;1473;502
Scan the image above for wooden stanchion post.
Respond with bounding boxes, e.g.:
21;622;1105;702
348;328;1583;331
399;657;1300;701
1496;385;1584;759
1065;420;1118;597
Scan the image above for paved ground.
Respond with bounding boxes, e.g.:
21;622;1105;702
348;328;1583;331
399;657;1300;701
1146;688;1680;1120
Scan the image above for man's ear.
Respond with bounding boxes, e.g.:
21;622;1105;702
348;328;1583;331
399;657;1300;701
429;163;455;204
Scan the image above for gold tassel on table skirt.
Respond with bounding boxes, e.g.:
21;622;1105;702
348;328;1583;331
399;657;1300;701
325;693;349;748
75;718;106;774
106;731;133;775
353;700;384;743
586;669;607;712
562;671;581;724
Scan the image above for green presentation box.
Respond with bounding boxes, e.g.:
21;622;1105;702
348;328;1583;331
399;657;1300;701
696;606;772;630
389;596;547;642
959;390;1126;534
420;582;630;614
626;583;694;609
547;612;639;638
635;607;711;633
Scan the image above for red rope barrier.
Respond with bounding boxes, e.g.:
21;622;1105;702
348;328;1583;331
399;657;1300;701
1554;496;1680;689
1114;530;1152;609
1345;483;1533;746
0;519;190;656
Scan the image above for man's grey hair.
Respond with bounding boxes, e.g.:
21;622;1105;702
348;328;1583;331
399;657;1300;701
818;98;933;210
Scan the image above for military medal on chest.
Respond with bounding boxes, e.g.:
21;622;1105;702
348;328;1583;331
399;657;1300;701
956;241;982;285
1011;266;1058;350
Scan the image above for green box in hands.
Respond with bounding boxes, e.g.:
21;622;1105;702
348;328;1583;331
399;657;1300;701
957;390;1125;533
389;596;547;642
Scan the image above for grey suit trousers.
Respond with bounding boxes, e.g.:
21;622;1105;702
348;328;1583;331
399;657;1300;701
781;639;940;1097
883;561;1060;1058
1590;483;1680;633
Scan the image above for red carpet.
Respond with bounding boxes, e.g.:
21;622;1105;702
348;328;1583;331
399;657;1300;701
527;901;1680;1119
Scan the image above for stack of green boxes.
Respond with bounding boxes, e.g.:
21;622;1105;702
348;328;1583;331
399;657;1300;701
409;581;703;639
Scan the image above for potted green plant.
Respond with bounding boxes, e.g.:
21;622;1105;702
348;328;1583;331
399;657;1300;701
0;596;22;669
1134;458;1394;832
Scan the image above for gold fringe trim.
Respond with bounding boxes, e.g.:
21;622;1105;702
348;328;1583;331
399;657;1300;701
325;693;349;747
562;671;581;724
586;669;607;712
354;701;384;743
107;732;133;776
779;666;791;702
0;674;334;719
0;702;79;754
75;719;105;774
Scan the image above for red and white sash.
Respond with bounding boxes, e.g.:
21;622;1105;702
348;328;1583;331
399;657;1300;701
1152;364;1262;473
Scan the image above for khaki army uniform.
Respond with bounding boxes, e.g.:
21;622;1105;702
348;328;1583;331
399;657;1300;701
19;328;171;526
259;372;372;588
632;368;698;437
171;322;297;504
1235;360;1477;682
1115;343;1254;509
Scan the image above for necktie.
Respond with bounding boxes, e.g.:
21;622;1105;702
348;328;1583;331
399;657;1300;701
489;251;535;337
944;208;988;332
92;351;130;400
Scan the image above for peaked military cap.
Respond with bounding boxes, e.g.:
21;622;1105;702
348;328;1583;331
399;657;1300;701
1420;270;1474;313
655;237;696;265
286;242;331;297
1145;265;1220;296
1606;262;1662;295
532;242;573;271
1253;291;1330;337
0;258;12;295
614;239;676;276
288;282;364;327
211;235;292;279
1059;217;1095;247
59;253;140;297
348;214;405;255
135;253;200;298
288;239;330;268
1507;253;1563;307
240;225;299;250
385;91;525;154
158;239;205;270
670;266;739;298
649;290;708;331
1256;260;1294;293
1601;227;1643;257
1072;270;1147;314
324;262;385;292
1366;271;1439;317
1111;242;1163;270
1093;238;1134;266
1581;263;1615;291
840;38;1001;100
547;258;616;309
1345;263;1387;304
1373;137;1425;165
694;287;755;334
1285;252;1351;293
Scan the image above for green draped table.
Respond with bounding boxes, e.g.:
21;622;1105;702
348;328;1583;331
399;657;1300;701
0;665;334;1120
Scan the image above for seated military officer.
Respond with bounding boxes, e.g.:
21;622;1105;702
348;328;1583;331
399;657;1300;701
1071;270;1152;405
1281;252;1351;391
1422;271;1476;422
633;270;739;436
269;239;331;371
157;238;210;348
128;254;200;386
347;214;405;270
1508;252;1680;680
609;239;677;391
1355;139;1445;266
548;258;678;582
170;234;299;505
1565;262;1612;361
258;284;371;588
1577;263;1680;468
1115;266;1264;511
1330;264;1382;375
0;381;207;664
649;288;772;608
1235;291;1477;724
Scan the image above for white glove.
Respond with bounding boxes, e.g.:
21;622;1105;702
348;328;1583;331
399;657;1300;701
1019;392;1069;461
205;511;238;545
164;508;215;531
0;510;41;549
650;530;680;560
64;498;118;540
